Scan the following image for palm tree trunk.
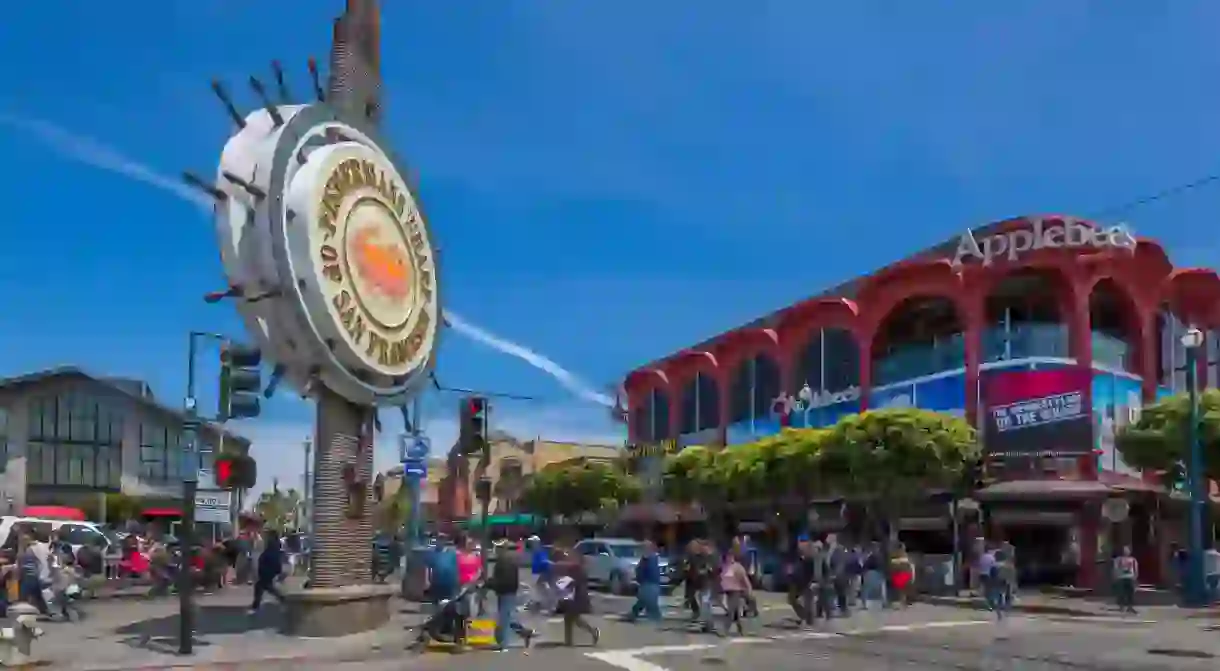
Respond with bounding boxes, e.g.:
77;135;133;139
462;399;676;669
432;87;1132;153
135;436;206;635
308;390;377;588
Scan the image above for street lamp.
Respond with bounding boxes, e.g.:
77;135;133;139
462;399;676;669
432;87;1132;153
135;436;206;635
1180;326;1208;607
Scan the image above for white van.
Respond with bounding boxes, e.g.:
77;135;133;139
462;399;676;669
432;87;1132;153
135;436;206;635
0;516;117;559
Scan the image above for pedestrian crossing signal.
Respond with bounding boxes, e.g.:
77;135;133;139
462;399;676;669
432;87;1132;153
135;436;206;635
215;453;257;490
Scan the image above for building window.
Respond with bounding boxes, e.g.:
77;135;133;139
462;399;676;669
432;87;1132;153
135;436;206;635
140;423;185;483
25;391;123;488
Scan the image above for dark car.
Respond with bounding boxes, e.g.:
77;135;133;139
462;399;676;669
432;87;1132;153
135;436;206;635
756;550;791;592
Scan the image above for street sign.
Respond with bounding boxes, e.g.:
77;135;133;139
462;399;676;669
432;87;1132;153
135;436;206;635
403;459;427;479
399;435;431;462
194;490;232;524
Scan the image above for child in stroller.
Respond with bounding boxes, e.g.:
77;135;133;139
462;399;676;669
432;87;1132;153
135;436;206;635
411;579;481;651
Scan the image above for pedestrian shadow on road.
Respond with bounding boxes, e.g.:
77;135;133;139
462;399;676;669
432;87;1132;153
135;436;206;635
111;605;283;655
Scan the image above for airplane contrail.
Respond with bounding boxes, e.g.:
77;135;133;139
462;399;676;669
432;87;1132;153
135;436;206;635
1;112;616;409
0;113;214;211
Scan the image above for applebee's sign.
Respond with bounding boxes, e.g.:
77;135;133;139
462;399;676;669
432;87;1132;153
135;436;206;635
951;218;1136;268
771;385;861;420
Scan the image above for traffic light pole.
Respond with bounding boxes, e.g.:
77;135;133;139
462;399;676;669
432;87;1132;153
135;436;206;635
179;331;227;656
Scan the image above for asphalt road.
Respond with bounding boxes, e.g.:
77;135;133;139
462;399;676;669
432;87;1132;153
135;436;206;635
281;597;1220;671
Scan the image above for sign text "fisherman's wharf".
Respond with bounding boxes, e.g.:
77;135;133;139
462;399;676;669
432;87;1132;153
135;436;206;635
950;218;1136;268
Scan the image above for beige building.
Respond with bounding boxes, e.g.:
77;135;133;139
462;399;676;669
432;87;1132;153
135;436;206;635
0;367;251;517
440;433;621;521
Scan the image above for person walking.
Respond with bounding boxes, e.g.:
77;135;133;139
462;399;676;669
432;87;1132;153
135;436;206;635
249;529;285;614
788;537;816;626
16;532;50;617
1204;543;1220;604
826;534;852;616
718;551;752;636
554;546;599;647
811;541;835;621
488;540;534;651
1112;545;1138;614
625;540;663;623
860;542;887;611
889;544;915;608
527;536;555;613
679;540;703;621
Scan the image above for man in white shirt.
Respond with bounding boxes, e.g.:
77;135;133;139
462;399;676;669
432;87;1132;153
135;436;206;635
1204;544;1220;604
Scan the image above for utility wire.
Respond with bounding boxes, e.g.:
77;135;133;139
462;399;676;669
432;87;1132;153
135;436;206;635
1088;173;1220;221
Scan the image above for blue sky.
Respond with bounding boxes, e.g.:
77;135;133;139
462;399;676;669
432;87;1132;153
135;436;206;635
4;2;1220;494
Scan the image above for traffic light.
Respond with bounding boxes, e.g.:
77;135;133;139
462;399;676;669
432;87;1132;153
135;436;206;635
219;343;262;420
215;453;257;489
459;396;489;455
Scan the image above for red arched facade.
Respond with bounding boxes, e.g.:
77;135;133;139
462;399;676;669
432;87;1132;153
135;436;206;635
625;216;1218;445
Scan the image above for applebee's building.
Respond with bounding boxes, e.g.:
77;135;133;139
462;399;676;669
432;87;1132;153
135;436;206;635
622;215;1220;588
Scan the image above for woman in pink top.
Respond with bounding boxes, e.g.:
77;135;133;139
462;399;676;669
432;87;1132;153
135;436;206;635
718;552;752;636
457;542;482;586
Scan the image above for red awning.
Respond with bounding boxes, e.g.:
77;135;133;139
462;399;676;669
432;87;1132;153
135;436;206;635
142;508;183;518
22;506;86;521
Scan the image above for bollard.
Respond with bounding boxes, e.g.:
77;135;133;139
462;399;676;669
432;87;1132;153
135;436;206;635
0;603;44;666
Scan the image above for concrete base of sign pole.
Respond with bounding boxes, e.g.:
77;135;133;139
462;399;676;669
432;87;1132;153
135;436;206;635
278;583;397;637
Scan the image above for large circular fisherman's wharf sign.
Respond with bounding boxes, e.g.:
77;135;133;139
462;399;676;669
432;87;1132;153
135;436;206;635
213;104;441;406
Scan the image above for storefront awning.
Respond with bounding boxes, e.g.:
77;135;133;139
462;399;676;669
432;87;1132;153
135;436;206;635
458;514;540;528
22;506;86;521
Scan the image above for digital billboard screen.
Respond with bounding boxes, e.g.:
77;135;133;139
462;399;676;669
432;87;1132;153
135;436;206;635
981;366;1093;457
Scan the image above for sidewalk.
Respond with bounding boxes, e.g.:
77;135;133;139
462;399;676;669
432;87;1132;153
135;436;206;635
920;590;1220;620
36;590;427;670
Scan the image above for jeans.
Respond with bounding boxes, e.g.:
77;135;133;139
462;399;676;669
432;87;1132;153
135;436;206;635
19;577;49;615
815;584;835;620
983;577;1008;618
629;582;662;621
494;592;531;648
696;588;714;629
862;570;887;609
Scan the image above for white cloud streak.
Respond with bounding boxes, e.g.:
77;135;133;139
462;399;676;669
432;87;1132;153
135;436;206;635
445;310;616;408
0;112;617;410
0;113;214;211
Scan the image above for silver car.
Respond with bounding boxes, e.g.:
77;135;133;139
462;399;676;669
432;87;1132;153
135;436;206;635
573;538;669;595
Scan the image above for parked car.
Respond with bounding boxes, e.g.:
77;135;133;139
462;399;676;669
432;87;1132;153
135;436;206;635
573;538;670;595
757;550;791;592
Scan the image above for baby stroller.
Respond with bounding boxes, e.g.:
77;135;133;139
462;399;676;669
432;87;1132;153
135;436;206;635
409;580;482;652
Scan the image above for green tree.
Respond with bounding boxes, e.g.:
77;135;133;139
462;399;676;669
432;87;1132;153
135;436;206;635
519;461;641;522
254;486;302;531
822;408;979;541
1116;389;1220;485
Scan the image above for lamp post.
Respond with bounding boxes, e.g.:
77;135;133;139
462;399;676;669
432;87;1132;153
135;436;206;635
1180;326;1208;607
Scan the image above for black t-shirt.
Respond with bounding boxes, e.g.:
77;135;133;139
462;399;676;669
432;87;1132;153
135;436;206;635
489;553;520;595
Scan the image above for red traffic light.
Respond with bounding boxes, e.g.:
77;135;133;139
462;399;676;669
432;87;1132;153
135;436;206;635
468;397;486;415
215;454;257;490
